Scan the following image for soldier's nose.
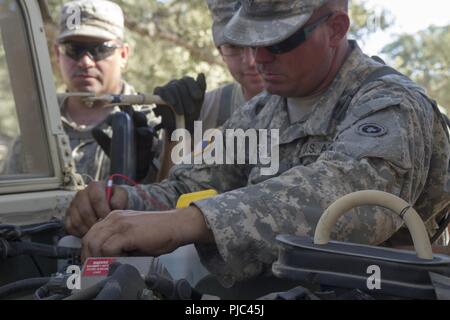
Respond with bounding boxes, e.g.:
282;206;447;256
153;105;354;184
77;53;96;67
253;47;275;64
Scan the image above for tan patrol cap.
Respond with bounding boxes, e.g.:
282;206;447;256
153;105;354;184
207;0;241;47
224;0;329;47
57;0;125;42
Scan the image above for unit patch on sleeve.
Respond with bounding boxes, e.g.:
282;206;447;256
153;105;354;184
357;123;388;137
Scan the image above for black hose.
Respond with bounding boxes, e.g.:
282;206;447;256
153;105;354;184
0;225;18;239
0;277;50;300
0;220;64;240
20;222;64;236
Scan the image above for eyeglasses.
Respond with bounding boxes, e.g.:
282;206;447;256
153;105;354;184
219;44;246;57
261;13;334;55
58;41;123;61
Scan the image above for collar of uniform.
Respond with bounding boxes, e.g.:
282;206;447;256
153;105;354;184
292;41;366;135
121;80;137;95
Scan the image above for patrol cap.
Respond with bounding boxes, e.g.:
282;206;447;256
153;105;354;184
224;0;329;47
207;0;241;47
57;0;125;42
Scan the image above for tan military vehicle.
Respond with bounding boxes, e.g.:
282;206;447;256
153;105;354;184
0;0;450;301
0;0;84;290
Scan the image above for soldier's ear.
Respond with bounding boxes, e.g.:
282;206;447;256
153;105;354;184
54;43;61;62
327;12;350;48
119;43;129;69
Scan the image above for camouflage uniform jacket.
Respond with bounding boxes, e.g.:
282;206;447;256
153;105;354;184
123;41;450;284
61;81;158;182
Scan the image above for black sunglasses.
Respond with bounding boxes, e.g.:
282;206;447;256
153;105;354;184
261;13;334;55
58;41;123;61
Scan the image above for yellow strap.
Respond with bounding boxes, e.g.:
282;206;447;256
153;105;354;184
176;190;218;209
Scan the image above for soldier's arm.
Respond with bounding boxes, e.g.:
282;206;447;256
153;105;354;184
65;102;256;236
190;93;448;283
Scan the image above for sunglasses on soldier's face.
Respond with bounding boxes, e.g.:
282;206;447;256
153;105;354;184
58;41;123;61
258;13;334;55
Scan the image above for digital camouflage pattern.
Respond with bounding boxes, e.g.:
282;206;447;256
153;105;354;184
207;0;241;47
58;0;125;42
123;42;450;285
224;0;329;47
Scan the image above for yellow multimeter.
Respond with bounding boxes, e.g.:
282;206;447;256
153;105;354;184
176;190;218;209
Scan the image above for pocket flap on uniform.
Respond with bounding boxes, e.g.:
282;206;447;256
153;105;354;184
338;97;403;132
352;97;403;118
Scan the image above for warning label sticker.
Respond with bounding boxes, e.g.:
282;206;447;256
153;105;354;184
82;258;116;277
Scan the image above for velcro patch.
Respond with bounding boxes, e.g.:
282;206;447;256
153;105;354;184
357;123;387;137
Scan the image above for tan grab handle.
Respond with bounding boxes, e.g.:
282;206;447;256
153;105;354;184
87;93;166;106
314;190;433;260
84;94;186;130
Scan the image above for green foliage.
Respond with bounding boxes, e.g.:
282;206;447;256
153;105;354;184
47;0;228;93
45;0;395;94
0;43;18;138
349;0;394;42
382;25;450;110
0;0;446;138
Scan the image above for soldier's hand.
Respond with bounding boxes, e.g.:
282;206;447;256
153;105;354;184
81;211;175;260
153;73;206;135
81;206;215;260
65;182;128;238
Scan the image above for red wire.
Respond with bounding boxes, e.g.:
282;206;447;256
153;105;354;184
106;174;171;211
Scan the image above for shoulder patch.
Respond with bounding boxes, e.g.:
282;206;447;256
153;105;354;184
357;123;387;137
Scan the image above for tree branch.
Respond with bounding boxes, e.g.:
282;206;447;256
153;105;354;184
125;18;223;67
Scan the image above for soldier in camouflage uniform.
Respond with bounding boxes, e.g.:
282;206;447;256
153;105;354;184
67;0;450;286
154;0;265;286
201;0;264;131
55;0;158;182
